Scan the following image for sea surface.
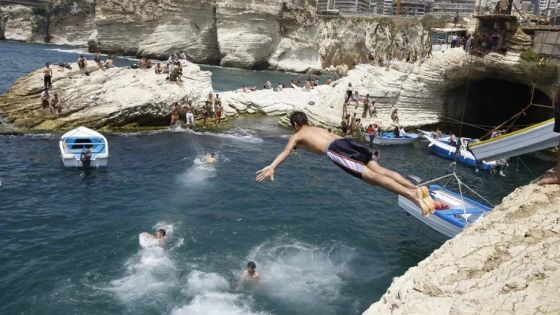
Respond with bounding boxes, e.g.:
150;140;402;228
0;41;552;314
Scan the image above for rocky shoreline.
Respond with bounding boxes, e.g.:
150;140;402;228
363;183;560;314
1;47;557;134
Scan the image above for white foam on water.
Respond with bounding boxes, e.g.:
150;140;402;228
172;271;268;315
246;238;353;314
175;127;264;143
46;47;89;54
108;222;181;303
178;154;217;187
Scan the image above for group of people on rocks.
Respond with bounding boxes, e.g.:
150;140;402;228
366;42;433;69
339;82;407;142
169;92;224;128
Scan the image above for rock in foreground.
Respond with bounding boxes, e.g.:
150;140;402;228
363;184;560;314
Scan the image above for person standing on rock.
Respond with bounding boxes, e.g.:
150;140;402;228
256;111;436;216
538;90;560;185
214;94;223;127
185;100;195;128
43;63;53;89
362;94;370;118
370;100;377;118
345;83;353;103
94;51;104;71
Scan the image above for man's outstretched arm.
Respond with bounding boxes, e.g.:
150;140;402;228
256;134;299;182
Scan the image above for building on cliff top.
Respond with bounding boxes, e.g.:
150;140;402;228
317;0;370;12
432;0;477;16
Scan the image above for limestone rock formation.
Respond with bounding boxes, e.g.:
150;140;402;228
92;0;219;64
0;0;433;73
0;4;35;42
0;62;213;131
363;183;560;314
219;48;558;131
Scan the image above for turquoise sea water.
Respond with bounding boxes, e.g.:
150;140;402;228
0;41;552;314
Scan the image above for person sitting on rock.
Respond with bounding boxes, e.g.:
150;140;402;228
104;58;114;69
50;92;61;116
154;62;161;74
78;55;87;73
179;51;187;60
41;88;50;110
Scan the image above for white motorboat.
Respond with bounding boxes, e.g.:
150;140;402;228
468;118;559;161
59;126;109;168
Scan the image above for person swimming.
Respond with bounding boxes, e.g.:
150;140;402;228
236;261;261;290
206;153;217;164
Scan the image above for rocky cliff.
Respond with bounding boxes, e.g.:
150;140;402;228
363;183;560;314
0;0;431;73
1;48;557;132
0;62;212;130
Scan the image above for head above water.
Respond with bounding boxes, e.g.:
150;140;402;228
289;111;309;129
156;229;166;237
247;261;256;270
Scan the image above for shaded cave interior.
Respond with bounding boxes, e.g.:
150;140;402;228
442;79;554;138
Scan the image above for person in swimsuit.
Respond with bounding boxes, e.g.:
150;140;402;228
94;51;104;70
78;55;87;73
256;111;436;216
236;261;261;290
41;88;50;110
214;94;223;127
43;63;52;89
202;101;211;128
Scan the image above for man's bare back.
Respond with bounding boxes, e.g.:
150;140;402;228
292;126;341;155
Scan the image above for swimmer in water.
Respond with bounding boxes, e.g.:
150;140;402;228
206;153;217;164
154;228;166;246
236;261;261;290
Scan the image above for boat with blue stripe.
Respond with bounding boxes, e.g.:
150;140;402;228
398;184;492;238
59;126;109;168
419;130;496;171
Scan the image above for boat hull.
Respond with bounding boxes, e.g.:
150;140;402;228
469;119;559;161
59;126;109;168
399;185;491;238
364;132;418;145
420;131;495;171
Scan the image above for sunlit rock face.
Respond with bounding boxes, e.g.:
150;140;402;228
91;0;219;64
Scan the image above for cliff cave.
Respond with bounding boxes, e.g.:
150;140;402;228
442;79;553;138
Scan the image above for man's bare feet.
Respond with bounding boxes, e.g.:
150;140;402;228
415;188;433;217
538;175;560;185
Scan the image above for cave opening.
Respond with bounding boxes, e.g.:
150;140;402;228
442;79;554;138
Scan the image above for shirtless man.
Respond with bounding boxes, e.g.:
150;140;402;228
94;51;104;71
206;153;217;164
43;63;53;89
236;261;261;290
256;111;436;216
77;55;87;73
214;94;223;127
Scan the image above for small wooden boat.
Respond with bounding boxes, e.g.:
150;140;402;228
363;131;419;145
468;118;559;161
399;184;492;238
59;126;109;168
419;130;496;171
